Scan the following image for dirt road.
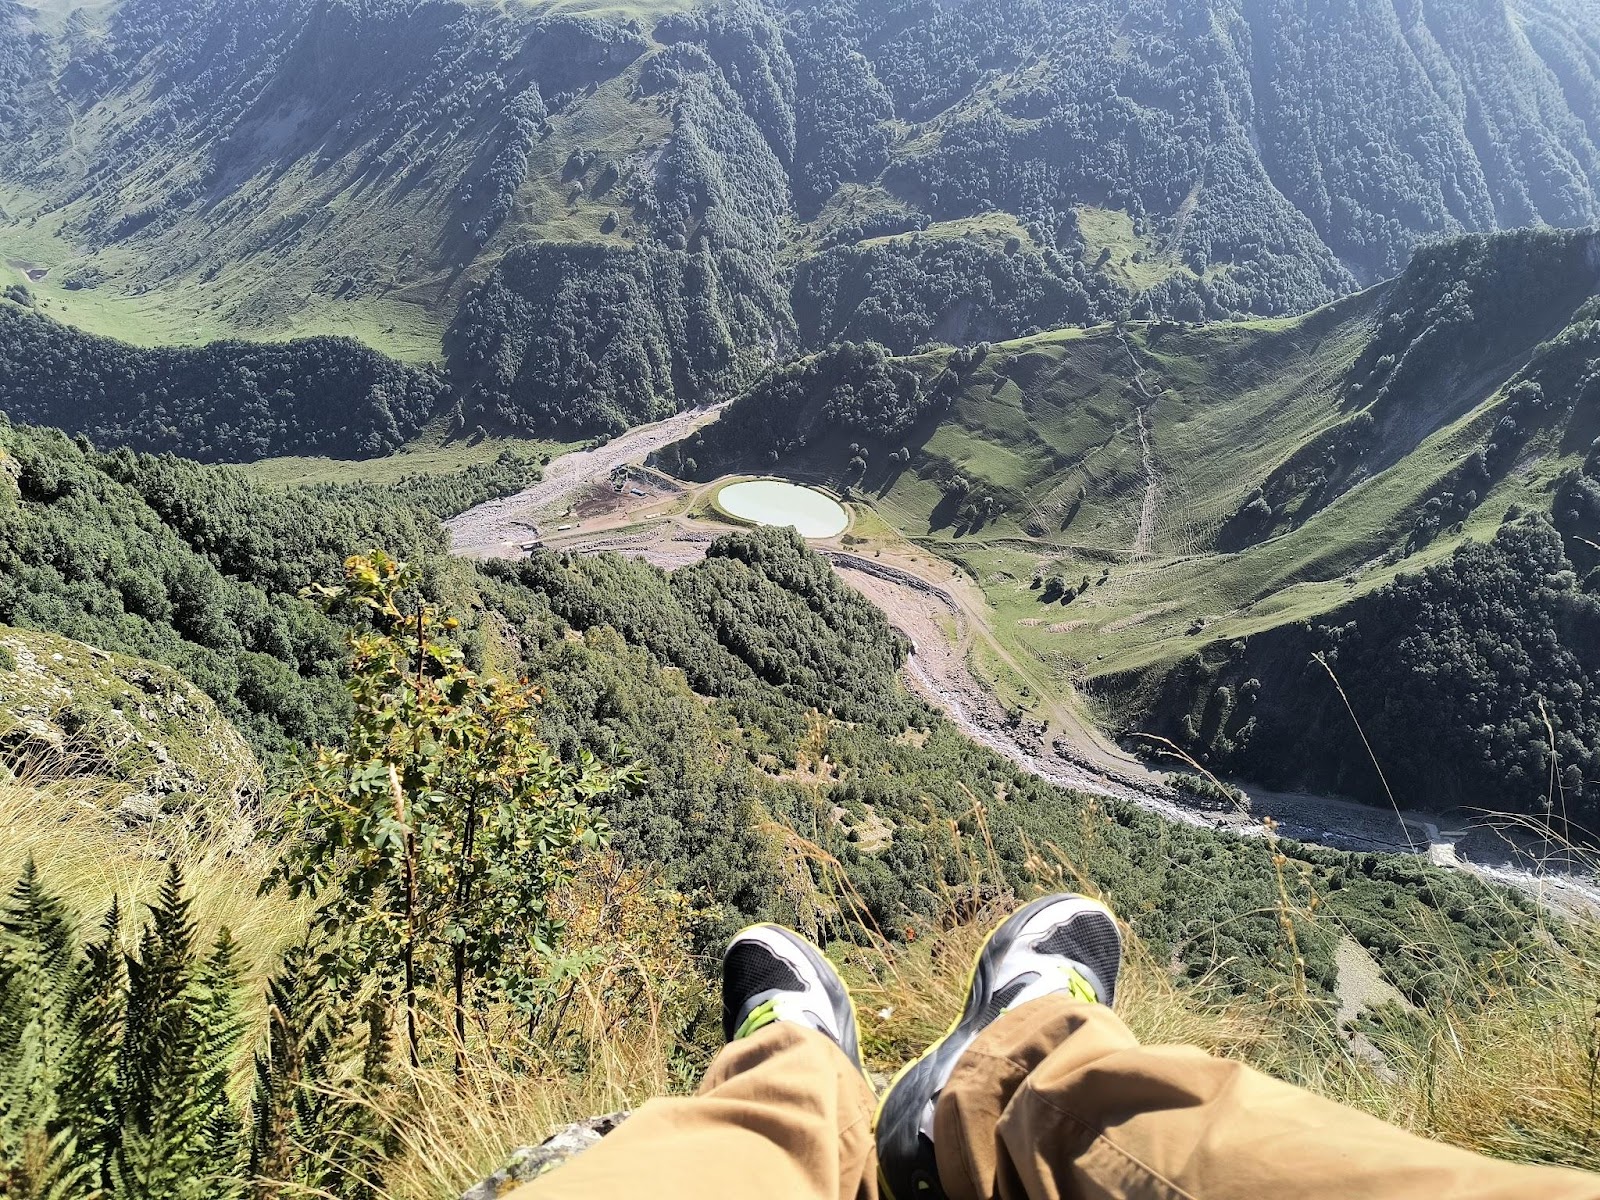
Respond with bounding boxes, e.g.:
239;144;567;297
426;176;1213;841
445;440;1600;911
1121;332;1161;559
444;402;729;558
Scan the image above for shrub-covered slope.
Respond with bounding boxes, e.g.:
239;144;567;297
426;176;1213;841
0;305;447;460
0;622;263;836
1124;513;1600;824
0;411;1545;1015
0;418;520;754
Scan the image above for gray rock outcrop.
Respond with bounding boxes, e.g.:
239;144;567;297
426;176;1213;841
460;1111;630;1199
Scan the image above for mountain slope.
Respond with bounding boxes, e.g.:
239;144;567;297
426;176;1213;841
0;301;447;459
7;0;1600;433
669;227;1600;826
0;621;263;836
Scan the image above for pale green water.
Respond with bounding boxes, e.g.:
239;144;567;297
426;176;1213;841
716;479;848;539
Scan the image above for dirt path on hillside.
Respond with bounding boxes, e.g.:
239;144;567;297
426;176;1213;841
1120;333;1161;559
1160;179;1203;264
1132;406;1158;558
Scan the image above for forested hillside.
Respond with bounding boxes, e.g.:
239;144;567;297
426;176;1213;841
0;418;541;751
7;0;1600;1192
0;304;447;459
1128;513;1600;825
0;413;1543;1006
670;227;1600;826
6;409;1597;1194
6;0;1600;434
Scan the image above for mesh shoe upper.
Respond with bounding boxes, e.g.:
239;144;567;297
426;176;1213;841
721;925;862;1070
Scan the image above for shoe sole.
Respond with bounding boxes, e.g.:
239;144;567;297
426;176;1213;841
873;895;1117;1200
727;923;868;1075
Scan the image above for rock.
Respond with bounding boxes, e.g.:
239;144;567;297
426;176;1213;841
0;623;264;839
460;1112;630;1199
115;791;163;824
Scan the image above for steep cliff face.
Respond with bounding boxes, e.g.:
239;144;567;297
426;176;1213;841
0;624;263;843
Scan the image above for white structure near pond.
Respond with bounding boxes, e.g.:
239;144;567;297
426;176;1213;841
715;479;848;539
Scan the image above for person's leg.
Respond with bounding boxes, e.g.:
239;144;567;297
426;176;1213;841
511;1021;876;1200
878;893;1600;1200
937;995;1600;1200
507;925;878;1200
876;894;1124;1198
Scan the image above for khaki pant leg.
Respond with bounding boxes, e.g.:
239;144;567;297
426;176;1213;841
934;994;1600;1200
508;1022;878;1200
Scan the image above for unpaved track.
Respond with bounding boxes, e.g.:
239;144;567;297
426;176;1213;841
1121;333;1160;559
445;402;729;558
824;554;1184;811
446;437;1600;911
1132;406;1158;558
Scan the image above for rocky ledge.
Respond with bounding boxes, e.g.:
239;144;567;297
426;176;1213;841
461;1112;631;1198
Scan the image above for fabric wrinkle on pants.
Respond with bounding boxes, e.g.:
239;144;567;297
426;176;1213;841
935;994;1600;1200
505;993;1600;1200
506;1021;878;1200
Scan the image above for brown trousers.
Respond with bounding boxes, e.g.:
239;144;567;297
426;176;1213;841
509;995;1600;1200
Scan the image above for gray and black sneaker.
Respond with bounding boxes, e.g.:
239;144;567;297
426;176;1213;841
722;924;863;1070
875;894;1122;1200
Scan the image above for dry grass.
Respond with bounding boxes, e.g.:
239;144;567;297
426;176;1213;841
771;791;1600;1175
7;755;1600;1195
0;754;706;1200
363;852;714;1200
0;768;309;994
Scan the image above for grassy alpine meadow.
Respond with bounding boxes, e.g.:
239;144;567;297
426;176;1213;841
8;751;1599;1199
237;426;571;490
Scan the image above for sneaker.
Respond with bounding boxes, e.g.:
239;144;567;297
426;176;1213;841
875;894;1122;1200
722;924;863;1070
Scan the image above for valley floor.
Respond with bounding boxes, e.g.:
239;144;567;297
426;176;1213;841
446;413;1600;917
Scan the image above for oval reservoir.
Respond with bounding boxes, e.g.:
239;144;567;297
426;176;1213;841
715;479;849;539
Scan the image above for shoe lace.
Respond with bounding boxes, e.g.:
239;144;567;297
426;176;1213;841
735;997;781;1040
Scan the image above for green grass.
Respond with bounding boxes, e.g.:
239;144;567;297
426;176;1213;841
237;427;571;489
857;212;1037;252
759;284;1595;725
801;184;926;252
1074;205;1189;292
495;66;674;251
0;15;682;364
0;184;448;361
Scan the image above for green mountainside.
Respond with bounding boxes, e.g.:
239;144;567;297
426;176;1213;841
0;410;1546;1001
6;0;1600;434
669;227;1600;826
0;302;446;459
0;391;1592;1194
0;621;263;833
6;1;1600;1193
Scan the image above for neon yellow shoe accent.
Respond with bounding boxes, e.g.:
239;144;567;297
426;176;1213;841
1050;966;1100;1007
735;998;781;1040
